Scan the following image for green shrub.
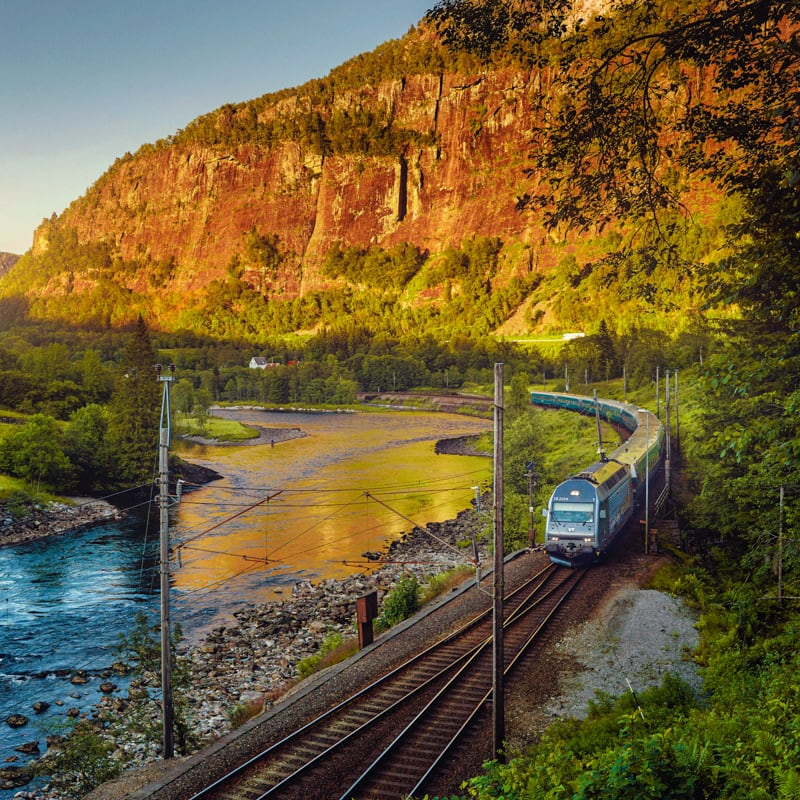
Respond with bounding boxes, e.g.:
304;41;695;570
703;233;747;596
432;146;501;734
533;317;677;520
36;719;122;797
227;696;264;729
376;574;420;631
297;630;352;680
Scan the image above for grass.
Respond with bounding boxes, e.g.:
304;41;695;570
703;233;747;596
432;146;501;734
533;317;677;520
0;409;28;439
176;413;261;442
297;632;360;680
419;566;475;604
0;478;60;517
227;696;266;730
0;475;28;497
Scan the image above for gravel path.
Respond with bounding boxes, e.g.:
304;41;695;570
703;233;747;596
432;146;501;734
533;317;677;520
543;587;701;721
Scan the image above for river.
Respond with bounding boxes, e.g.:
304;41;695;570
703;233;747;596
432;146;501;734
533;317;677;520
0;407;491;786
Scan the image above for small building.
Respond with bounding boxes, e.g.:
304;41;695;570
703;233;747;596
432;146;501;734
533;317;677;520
249;357;281;369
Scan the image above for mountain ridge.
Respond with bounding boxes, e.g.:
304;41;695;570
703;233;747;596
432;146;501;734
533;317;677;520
0;11;720;341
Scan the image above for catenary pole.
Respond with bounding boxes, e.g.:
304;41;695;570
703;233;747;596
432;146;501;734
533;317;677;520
492;363;505;757
674;369;680;453
157;365;175;759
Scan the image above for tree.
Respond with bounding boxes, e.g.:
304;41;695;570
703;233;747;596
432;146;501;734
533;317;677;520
79;348;112;402
171;378;195;415
2;413;74;490
505;371;532;419
64;404;113;493
245;230;288;292
106;316;161;487
426;0;571;64
517;1;799;236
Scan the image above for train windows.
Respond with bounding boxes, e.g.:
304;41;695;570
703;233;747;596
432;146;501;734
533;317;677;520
551;501;594;523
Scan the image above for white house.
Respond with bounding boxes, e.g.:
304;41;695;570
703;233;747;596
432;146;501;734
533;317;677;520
249;356;281;369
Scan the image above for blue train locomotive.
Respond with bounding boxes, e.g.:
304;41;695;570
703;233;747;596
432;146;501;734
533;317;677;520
530;392;664;567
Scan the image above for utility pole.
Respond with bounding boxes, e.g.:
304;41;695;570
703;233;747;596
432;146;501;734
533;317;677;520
593;389;605;461
664;370;671;495
674;370;680;454
778;485;784;606
157;364;175;759
492;363;505;758
645;410;650;555
656;366;660;418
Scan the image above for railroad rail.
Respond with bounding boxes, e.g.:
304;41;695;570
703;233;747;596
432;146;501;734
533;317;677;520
189;563;585;800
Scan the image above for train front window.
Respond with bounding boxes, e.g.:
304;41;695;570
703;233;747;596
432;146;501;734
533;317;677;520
551;502;594;524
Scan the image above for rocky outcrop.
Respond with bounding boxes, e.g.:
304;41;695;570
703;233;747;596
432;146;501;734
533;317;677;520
32;67;548;299
0;251;19;276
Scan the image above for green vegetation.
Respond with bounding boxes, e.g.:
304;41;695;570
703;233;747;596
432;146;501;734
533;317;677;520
226;696;266;730
0;0;798;794
175;412;259;442
34;718;121;797
296;630;358;680
376;573;421;631
419;565;475;604
113;611;198;757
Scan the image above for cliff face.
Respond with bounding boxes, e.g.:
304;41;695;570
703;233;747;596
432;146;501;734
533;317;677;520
39;67;545;296
0;252;19;276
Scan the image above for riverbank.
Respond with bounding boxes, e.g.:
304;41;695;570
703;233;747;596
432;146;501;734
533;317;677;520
1;501;490;797
0;457;223;550
0;498;122;549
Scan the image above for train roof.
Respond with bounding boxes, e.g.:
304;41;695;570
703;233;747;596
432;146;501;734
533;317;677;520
572;458;628;486
529;391;663;469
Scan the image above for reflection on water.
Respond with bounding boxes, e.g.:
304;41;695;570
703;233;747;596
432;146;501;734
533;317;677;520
171;408;492;633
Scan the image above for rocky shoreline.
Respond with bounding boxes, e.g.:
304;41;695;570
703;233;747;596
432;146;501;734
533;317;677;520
2;429;490;795
0;499;123;549
2;493;490;798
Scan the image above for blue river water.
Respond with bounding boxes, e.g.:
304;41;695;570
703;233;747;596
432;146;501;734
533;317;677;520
0;408;492;791
0;512;161;793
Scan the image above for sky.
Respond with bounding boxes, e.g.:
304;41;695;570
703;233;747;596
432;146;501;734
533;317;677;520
0;0;435;255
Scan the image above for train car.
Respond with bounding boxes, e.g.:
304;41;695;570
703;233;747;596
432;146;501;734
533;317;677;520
530;391;664;567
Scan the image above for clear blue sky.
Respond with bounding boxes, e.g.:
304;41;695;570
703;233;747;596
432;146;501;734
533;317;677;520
0;0;435;254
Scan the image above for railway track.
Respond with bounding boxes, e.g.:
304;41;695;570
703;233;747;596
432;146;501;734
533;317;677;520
189;563;586;800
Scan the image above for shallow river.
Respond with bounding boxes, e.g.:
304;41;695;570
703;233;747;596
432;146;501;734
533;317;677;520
0;407;491;780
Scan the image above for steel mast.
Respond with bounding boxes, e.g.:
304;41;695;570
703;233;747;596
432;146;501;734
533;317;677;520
157;364;175;759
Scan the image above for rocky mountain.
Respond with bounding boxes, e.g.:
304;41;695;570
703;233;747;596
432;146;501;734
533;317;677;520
44;67;540;291
0;9;723;341
0;252;19;277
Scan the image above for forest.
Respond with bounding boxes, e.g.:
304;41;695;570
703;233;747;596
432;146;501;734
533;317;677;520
1;0;799;796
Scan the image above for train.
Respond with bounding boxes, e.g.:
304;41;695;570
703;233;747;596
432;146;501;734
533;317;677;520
530;391;664;567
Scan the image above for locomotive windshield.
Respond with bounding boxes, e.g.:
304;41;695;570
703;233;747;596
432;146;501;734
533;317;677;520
551;501;594;523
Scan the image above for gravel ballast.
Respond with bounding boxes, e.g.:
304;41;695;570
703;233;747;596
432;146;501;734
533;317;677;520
544;587;701;721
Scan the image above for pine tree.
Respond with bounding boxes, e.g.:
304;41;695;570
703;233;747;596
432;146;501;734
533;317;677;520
106;316;161;487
